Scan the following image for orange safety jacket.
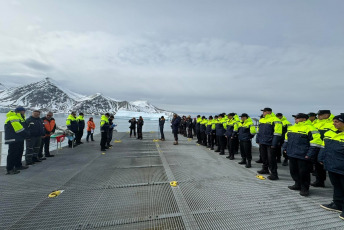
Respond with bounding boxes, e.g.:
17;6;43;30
42;117;56;135
87;120;96;131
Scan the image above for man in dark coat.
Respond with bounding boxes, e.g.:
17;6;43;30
137;116;144;140
107;115;115;147
172;114;181;145
159;116;165;140
25;110;45;165
128;117;137;137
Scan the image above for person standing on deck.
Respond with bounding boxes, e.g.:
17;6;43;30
312;110;335;188
275;113;291;166
256;107;283;180
137;116;144;140
172;114;181;145
237;113;257;168
39;111;56;158
107;115;115;147
196;115;201;144
66;111;78;148
283;113;322;196
75;113;85;145
128;117;137;138
100;113;110;151
4;107;30;174
86;117;95;142
159;116;165;141
186;116;193;139
25;110;45;165
319;114;344;220
215;114;227;155
225;113;240;160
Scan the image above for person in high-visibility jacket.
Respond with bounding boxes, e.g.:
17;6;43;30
213;115;219;147
200;116;208;146
237;113;256;168
225;113;240;160
100;113;110;151
276;113;292;166
308;112;318;125
205;116;213;148
312;110;336;187
196;115;202;144
283;113;322;196
66;111;78;148
4;107;30;175
215;114;227;155
75;113;85;144
256;107;283;180
318;114;344;219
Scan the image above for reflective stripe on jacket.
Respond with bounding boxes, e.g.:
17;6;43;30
283;120;322;160
238;117;256;141
256;113;282;146
318;129;344;175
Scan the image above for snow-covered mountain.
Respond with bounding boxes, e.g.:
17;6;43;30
0;78;173;117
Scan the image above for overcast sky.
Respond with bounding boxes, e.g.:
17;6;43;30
0;0;343;116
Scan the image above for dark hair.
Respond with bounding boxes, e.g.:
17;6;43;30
105;113;110;116
79;112;84;115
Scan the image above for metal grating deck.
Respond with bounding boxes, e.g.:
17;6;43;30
0;132;343;229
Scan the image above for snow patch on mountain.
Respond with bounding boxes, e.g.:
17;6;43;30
0;77;173;118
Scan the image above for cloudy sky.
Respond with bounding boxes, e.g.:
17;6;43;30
0;0;343;116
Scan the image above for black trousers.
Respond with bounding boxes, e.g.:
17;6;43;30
329;171;344;211
130;128;136;137
25;137;41;163
289;157;312;190
137;127;142;139
100;131;108;149
76;130;84;143
39;136;51;157
187;128;193;138
218;135;226;154
86;131;94;141
240;140;252;160
173;130;178;141
207;134;214;148
7;141;24;171
201;131;207;145
196;130;201;143
107;130;113;145
315;160;327;182
160;126;165;139
260;144;278;176
232;136;239;154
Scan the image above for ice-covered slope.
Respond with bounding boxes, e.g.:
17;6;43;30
0;78;173;117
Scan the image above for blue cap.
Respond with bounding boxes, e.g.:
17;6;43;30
15;106;26;112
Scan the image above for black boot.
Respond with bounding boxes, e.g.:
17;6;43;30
282;159;288;166
245;160;251;168
238;159;246;164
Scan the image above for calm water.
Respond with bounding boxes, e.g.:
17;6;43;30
0;113;171;166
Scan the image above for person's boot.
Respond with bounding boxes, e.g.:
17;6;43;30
238;159;246;165
245;160;251;168
277;157;281;163
288;184;301;190
255;158;263;163
46;154;55;157
16;165;29;170
173;141;178;145
311;181;325;187
267;175;279;180
229;154;235;160
300;187;309;196
215;148;220;152
257;169;270;174
219;150;225;155
282;159;288;166
6;169;20;175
